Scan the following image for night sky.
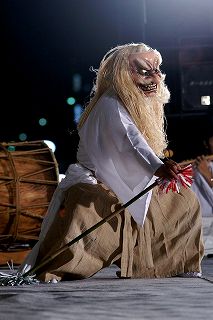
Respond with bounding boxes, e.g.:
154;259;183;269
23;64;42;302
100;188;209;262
1;0;213;172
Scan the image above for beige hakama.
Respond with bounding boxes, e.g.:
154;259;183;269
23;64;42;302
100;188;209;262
35;182;204;282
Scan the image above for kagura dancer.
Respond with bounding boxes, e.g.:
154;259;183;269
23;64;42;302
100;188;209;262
18;43;204;282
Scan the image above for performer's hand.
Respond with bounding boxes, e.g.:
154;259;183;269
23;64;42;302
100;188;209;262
154;160;181;181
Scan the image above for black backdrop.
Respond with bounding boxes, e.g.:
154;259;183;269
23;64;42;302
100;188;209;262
1;0;213;172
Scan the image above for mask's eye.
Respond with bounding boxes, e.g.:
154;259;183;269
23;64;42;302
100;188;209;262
137;68;162;77
137;69;150;77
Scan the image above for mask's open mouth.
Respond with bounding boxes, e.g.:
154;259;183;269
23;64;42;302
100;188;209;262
139;83;157;93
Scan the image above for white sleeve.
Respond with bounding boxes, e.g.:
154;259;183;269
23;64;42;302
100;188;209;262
98;97;163;192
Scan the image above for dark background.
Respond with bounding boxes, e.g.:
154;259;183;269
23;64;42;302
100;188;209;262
1;0;213;173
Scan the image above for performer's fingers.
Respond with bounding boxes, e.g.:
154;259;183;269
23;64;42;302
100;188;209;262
170;160;181;171
168;168;179;180
166;161;181;174
165;161;180;174
163;166;179;180
155;163;179;180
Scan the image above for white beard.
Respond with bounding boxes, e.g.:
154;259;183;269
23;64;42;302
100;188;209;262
135;84;169;157
142;83;170;106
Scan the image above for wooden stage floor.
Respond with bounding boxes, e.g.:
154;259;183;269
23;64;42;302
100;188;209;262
0;257;212;320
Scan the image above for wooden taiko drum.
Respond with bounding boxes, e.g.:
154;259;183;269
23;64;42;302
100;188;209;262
0;140;59;264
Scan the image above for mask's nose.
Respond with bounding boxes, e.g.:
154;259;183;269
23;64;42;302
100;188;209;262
150;72;162;85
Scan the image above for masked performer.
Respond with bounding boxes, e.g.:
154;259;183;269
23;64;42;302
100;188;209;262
19;43;204;282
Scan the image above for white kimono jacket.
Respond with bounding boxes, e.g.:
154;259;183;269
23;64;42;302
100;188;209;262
77;90;163;224
19;90;163;271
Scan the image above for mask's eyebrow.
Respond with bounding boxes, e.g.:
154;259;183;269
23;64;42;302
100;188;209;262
133;59;149;70
133;58;157;71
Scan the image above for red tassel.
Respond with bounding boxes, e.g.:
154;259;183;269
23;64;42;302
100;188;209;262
158;164;193;193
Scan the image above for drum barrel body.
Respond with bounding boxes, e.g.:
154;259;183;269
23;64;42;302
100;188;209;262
0;141;59;264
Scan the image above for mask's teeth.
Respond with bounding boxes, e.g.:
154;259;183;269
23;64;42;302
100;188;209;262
140;83;157;91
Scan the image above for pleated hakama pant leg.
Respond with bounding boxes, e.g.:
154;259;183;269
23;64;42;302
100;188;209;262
36;183;124;282
131;186;204;278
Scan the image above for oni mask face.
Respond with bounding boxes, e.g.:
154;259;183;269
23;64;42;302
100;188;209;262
129;51;163;96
